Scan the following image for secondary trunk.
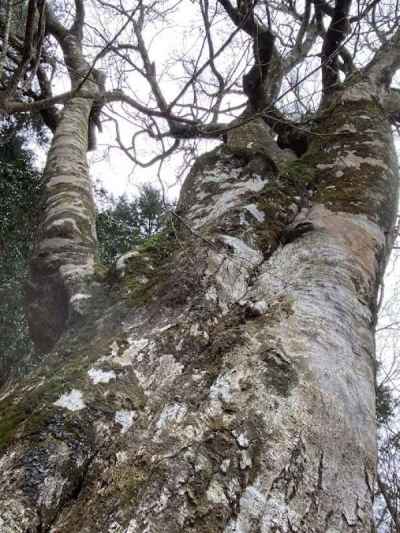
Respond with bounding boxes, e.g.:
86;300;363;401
0;79;397;532
25;95;97;352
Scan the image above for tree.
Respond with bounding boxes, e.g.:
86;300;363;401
96;184;168;265
1;0;400;531
0;157;165;385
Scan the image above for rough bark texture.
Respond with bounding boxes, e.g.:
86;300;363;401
25;95;96;352
25;23;101;352
0;78;398;532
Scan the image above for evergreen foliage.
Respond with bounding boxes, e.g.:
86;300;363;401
0;119;44;382
96;184;169;265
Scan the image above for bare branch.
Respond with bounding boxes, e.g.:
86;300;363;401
377;472;400;531
218;0;279;111
365;27;400;87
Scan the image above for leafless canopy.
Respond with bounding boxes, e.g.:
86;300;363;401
1;0;400;170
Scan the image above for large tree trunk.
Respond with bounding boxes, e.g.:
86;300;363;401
25;95;97;352
0;79;397;532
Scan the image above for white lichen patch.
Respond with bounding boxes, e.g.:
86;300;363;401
44;217;81;234
338;152;390;171
242;300;268;316
220;458;231;473
205;235;263;307
95;420;112;439
110;340;119;358
207;479;229;505
318;151;391;174
113;338;150;366
190;323;200;336
54;389;86;411
190;169;267;228
125;520;139;533
244;203;265;222
116;451;128;464
197;455;212;473
317;163;335;170
219;235;263;266
233;430;250;448
47;174;89;189
202;161;242;184
362;139;387;149
205;285;218;302
108;521;124;533
260;495;296;531
115;250;141;277
156;403;187;430
209;368;248;412
240;450;252;470
70;292;91;304
224;480;266;533
157;323;175;333
333;124;357;134
87;368;116;384
114;410;135;433
136;353;184;393
59;261;94;280
39;473;66;509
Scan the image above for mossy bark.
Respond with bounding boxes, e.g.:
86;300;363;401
1;78;398;531
25;96;96;353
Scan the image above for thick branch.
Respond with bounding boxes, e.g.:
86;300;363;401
4;0;40;96
283;1;319;74
377;473;400;531
71;0;85;41
365;28;400;87
382;87;400;124
45;3;67;41
321;0;352;94
35;66;60;132
218;0;279;111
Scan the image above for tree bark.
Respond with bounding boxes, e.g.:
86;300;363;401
25;95;96;352
25;12;101;353
0;78;398;532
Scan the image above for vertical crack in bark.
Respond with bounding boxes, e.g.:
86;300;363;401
38;446;99;532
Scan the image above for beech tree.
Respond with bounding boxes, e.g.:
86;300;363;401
1;0;400;531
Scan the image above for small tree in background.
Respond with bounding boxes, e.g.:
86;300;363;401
96;184;169;266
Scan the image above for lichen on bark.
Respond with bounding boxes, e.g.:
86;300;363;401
1;74;399;532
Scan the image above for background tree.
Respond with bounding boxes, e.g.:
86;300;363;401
0;116;44;384
96;184;168;265
1;0;400;531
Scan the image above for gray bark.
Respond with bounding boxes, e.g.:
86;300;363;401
0;77;398;532
25;12;101;352
25;95;96;352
